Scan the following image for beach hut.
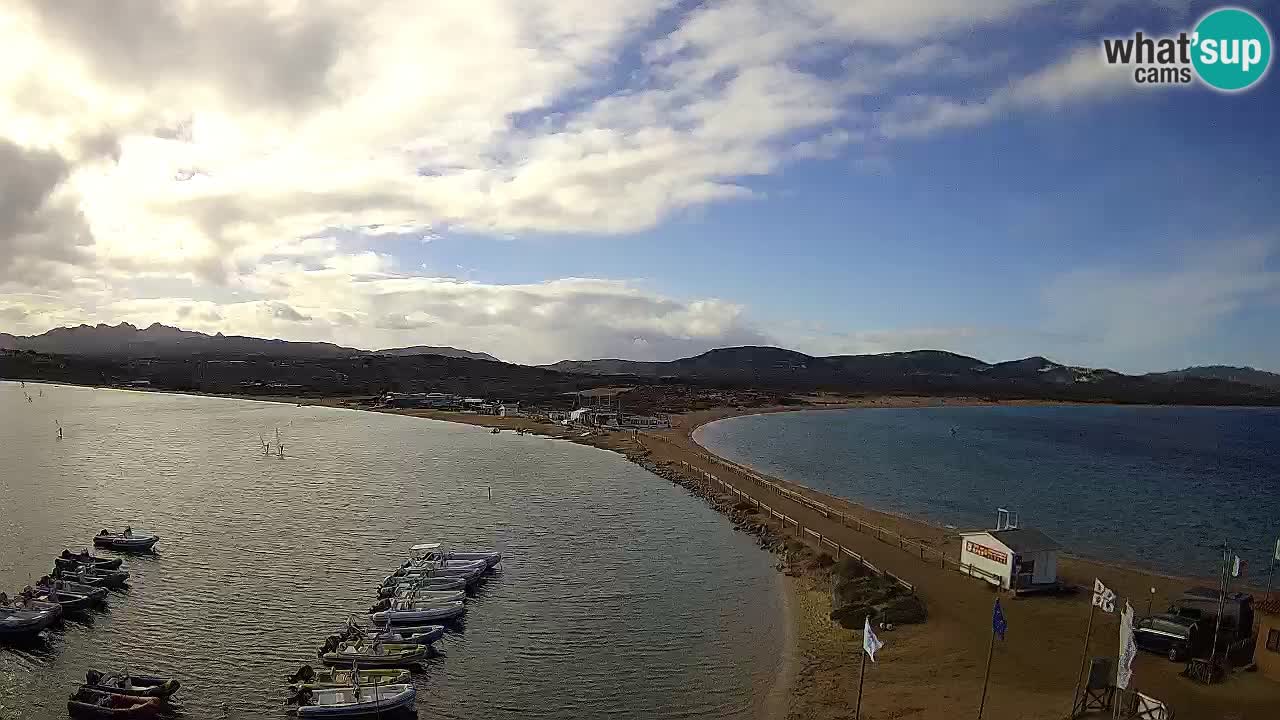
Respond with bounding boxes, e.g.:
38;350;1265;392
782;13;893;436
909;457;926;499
959;519;1062;592
1253;593;1280;683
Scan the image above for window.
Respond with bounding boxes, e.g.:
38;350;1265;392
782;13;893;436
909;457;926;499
1267;628;1280;653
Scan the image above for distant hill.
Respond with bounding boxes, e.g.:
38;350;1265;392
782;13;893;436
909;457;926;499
1147;365;1280;390
538;346;1279;404
0;323;495;362
375;346;500;362
541;347;1118;385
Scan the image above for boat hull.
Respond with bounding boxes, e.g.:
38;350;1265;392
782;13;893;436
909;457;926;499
369;601;465;625
93;535;159;552
319;645;426;667
0;606;62;638
56;556;124;571
82;671;181;698
294;683;416;717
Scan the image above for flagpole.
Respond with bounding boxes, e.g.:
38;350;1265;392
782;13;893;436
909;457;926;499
1068;602;1097;718
855;646;867;720
977;621;996;719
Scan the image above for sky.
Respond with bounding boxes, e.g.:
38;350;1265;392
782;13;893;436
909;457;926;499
1;0;1277;371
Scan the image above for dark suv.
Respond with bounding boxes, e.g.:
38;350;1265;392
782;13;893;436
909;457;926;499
1134;613;1206;661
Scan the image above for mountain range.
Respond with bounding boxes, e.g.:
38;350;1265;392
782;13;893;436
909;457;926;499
0;323;497;362
3;323;1279;404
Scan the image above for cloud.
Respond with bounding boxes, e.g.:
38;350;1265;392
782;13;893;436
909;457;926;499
881;45;1139;138
1042;237;1280;361
0;0;1203;364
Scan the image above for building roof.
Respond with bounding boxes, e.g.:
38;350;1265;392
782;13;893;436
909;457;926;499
988;528;1062;553
1257;593;1280;616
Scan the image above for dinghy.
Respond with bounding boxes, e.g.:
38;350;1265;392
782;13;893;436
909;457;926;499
82;669;181;698
55;550;124;571
92;528;159;552
36;576;104;600
376;576;466;597
341;618;446;646
32;585;105;613
287;664;410;689
60;566;130;589
317;638;427;667
67;688;161;718
0;604;61;639
369;600;465;626
368;590;464;613
411;542;502;569
286;683;416;717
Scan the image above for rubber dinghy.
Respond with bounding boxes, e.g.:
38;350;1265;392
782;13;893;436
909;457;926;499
377;576;466;597
287;664;411;689
345;622;446;645
286;683;416;717
409;542;502;569
55;551;124;571
92;529;159;552
368;590;464;611
67;688;162;718
81;669;181;698
369;600;465;626
318;638;427;667
0;604;62;639
32;585;106;613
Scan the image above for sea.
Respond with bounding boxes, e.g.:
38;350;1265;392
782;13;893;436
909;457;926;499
696;405;1280;581
0;382;784;720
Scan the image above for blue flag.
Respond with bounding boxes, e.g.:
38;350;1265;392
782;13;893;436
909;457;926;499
992;598;1008;640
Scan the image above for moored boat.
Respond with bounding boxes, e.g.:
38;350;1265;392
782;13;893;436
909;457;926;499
410;542;502;569
369;600;465;626
287;664;411;689
317;638;426;667
92;529;159;552
32;585;105;613
0;604;62;639
67;687;161;718
368;590;464;613
56;550;125;571
376;576;466;597
286;683;416;717
59;566;130;589
340;618;445;646
82;669;181;698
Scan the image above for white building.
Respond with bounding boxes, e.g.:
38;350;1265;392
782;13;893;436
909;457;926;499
959;527;1062;592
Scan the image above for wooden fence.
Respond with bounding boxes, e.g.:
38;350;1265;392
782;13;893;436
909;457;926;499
638;433;1004;589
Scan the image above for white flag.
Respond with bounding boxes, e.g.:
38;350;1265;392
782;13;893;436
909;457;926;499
1091;578;1116;613
863;616;884;662
1231;555;1241;578
1117;601;1137;690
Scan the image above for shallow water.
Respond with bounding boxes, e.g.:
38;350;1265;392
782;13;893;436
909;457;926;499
697;405;1280;579
1;383;783;719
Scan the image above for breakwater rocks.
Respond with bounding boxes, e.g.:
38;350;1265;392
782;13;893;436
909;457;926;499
628;450;822;572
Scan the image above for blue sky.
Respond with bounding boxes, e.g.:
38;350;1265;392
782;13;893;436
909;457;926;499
1;0;1277;370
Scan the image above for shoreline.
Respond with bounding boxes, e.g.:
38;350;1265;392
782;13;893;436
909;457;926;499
10;382;1277;717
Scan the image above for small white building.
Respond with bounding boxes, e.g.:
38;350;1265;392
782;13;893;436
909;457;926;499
959;526;1062;592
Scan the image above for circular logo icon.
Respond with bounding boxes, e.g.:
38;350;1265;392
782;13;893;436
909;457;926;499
1192;7;1272;92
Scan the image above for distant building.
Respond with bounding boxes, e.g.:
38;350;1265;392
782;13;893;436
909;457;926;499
1252;594;1280;683
959;526;1061;592
383;392;458;408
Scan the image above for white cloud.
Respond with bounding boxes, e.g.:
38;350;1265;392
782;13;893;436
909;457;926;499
0;0;1198;361
1042;237;1280;362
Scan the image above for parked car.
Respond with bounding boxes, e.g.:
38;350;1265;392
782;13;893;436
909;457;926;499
1169;588;1254;644
1134;613;1207;661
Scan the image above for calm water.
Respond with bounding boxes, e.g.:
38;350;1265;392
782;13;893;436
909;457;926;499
697;406;1280;579
0;382;783;719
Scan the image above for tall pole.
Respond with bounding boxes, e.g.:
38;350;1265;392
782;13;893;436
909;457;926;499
855;647;867;720
1210;545;1229;666
1068;602;1098;718
978;623;996;719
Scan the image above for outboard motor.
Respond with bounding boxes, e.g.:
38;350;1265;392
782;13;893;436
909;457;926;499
86;670;103;685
